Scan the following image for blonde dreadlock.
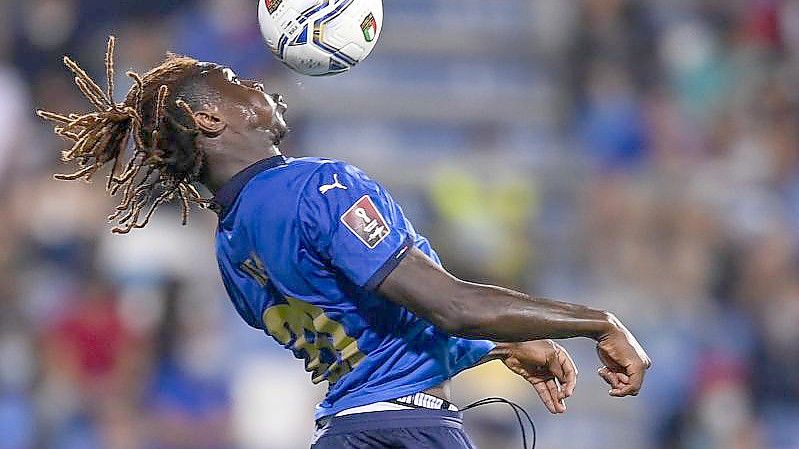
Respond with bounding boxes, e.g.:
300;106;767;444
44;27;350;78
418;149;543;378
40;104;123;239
36;36;210;234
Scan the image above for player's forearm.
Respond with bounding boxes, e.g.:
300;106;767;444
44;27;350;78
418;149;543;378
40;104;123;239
446;282;614;342
379;248;615;343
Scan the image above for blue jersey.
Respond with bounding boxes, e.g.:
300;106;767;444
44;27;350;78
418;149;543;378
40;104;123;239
212;155;494;419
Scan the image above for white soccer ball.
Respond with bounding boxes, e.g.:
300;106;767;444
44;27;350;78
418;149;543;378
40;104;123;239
258;0;383;76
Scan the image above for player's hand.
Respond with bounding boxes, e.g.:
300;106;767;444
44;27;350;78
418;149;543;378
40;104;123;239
595;313;652;397
498;340;577;414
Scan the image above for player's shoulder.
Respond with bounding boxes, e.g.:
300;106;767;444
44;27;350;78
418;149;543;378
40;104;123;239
238;157;355;193
287;157;373;192
292;157;391;221
235;157;368;213
290;157;367;176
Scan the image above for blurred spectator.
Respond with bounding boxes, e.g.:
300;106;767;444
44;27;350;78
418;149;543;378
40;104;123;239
40;275;141;449
144;279;232;449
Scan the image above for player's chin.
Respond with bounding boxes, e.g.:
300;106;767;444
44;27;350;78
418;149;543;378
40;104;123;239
270;121;289;145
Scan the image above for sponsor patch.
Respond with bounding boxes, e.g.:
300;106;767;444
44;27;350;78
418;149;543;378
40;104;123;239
265;0;283;14
361;13;377;42
340;195;391;248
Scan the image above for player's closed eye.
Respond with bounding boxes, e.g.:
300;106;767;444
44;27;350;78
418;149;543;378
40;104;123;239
222;67;241;85
239;79;266;93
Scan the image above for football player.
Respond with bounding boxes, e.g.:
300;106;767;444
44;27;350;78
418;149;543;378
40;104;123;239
38;38;650;449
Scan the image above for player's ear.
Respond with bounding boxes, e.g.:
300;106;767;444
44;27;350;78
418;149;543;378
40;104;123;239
193;110;227;137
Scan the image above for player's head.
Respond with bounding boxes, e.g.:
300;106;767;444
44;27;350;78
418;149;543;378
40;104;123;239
36;36;288;233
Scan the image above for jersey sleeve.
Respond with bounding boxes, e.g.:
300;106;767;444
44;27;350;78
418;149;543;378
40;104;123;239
298;162;415;290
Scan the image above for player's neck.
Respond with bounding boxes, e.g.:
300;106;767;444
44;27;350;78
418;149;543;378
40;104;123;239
202;144;282;194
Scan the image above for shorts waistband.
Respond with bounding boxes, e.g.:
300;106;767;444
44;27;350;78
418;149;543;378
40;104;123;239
316;408;464;436
333;392;459;418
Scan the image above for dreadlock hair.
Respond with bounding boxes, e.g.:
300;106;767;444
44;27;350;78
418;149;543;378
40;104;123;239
37;36;218;234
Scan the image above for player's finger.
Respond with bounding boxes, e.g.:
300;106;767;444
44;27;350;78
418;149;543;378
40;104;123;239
547;355;566;398
603;372;628;394
609;388;628;397
610;384;638;397
533;381;558;414
557;350;578;398
597;367;621;388
532;381;553;412
546;379;566;413
611;367;645;397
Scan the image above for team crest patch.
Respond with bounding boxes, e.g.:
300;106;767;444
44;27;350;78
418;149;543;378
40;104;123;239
341;195;390;248
361;13;377;42
265;0;283;14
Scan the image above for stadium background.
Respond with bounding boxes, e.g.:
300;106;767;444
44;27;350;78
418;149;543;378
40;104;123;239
0;0;798;448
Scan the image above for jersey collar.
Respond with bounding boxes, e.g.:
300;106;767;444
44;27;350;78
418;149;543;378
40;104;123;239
211;154;287;218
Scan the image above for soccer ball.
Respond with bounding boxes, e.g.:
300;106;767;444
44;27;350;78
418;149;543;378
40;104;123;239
258;0;383;76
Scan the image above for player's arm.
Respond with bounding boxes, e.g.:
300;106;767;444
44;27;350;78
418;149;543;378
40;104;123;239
380;247;622;341
378;247;652;397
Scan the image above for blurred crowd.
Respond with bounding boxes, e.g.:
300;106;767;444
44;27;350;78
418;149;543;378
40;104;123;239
0;0;798;448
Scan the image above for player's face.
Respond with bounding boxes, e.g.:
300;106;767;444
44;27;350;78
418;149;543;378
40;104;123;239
201;64;288;144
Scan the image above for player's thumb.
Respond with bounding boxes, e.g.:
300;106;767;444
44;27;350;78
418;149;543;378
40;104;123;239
596;344;626;372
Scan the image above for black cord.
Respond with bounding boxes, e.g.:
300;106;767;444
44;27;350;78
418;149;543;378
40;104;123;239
462;397;536;449
464;398;528;448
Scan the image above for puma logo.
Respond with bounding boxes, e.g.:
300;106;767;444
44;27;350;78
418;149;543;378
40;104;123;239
319;174;348;194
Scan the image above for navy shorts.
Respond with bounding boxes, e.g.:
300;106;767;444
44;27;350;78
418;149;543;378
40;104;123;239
311;409;478;449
